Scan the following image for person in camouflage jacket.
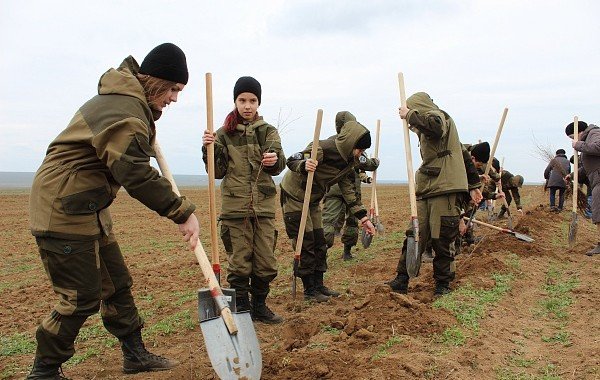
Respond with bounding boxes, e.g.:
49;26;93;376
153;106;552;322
202;76;285;324
498;169;524;218
322;111;380;260
280;119;376;302
27;43;198;378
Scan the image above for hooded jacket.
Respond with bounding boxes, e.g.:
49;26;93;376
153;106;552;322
574;125;600;189
29;56;195;240
281;120;369;219
544;154;570;189
201;117;286;219
405;93;469;199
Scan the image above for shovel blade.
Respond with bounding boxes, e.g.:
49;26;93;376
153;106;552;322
406;236;421;278
361;227;373;248
514;232;535;243
200;313;262;380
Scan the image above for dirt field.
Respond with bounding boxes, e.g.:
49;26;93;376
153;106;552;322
1;185;598;379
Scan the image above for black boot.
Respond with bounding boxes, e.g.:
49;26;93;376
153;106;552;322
235;293;251;312
301;274;329;302
251;295;283;324
26;359;70;380
434;282;451;297
342;245;353;261
586;243;600;256
120;328;178;374
314;271;340;297
497;208;506;219
387;274;409;294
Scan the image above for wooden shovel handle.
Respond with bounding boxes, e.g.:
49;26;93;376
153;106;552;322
481;108;509;190
572;116;579;213
370;120;381;214
397;73;418;220
205;73;220;272
374;186;380;217
153;141;238;335
463;216;506;232
294;110;323;260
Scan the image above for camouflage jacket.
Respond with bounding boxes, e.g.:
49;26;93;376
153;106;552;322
29;56;195;240
202;118;285;219
405;93;470;199
281;121;370;219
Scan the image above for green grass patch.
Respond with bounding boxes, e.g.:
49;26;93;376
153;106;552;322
433;273;514;333
371;335;402;360
437;326;466;346
538;266;578;321
1;362;20;379
541;330;571;346
321;324;341;335
145;309;195;336
66;347;101;366
0;333;36;356
172;290;197;306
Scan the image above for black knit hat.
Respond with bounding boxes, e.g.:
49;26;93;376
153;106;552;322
565;120;588;136
234;76;261;105
556;149;566;155
470;142;490;163
139;43;188;84
355;132;372;149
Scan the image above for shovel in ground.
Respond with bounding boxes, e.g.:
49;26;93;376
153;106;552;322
398;72;420;278
292;109;322;298
374;186;385;235
465;217;534;243
154;142;261;379
569;117;579;248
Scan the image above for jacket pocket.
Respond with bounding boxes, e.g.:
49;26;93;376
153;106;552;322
419;166;441;177
61;186;112;215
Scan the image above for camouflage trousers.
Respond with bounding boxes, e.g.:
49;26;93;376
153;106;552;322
220;217;278;297
396;193;461;284
281;191;327;276
33;233;143;365
322;193;359;248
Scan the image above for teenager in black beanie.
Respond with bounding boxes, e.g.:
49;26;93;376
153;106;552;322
26;42;198;378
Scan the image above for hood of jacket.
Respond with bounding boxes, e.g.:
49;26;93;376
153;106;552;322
335;120;369;161
335;111;356;134
98;56;148;105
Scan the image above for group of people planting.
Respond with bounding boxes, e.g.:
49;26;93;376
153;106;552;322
24;42;594;379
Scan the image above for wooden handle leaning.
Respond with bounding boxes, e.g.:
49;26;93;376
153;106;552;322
573;116;579;213
397;73;418;219
463;216;506;232
481;108;509;190
369;120;381;215
294;110;323;260
153;141;238;335
205;73;220;273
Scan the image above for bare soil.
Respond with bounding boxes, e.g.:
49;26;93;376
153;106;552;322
1;185;598;379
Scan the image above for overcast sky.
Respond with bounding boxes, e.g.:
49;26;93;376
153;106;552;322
1;1;599;182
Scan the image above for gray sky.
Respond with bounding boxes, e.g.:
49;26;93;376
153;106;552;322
1;0;599;181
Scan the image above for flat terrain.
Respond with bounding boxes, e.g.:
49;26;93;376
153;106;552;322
1;185;598;379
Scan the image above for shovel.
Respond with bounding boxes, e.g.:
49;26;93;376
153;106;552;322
374;186;385;234
465;217;534;243
292;109;322;298
205;73;221;283
398;72;420;278
362;120;381;248
154;142;261;380
569;117;579;247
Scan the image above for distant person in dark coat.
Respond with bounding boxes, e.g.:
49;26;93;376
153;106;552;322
567;121;600;255
544;149;570;212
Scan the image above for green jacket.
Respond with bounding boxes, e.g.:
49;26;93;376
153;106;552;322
406;92;468;199
29;56;195;240
202;118;286;219
281;121;369;219
324;149;380;199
